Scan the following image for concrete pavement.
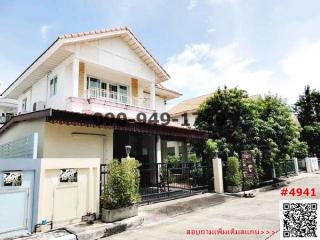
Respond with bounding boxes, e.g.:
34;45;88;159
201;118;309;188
106;173;320;240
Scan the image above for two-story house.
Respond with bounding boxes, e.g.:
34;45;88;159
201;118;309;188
0;27;208;178
0;27;209;234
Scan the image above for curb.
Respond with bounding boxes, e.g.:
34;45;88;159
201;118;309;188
9;216;143;240
224;172;315;198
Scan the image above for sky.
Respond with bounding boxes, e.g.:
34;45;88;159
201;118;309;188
1;0;320;109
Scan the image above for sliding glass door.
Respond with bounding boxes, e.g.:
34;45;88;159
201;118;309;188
119;85;128;104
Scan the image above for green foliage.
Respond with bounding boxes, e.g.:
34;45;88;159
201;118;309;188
226;156;242;187
100;159;141;210
294;85;320;126
196;87;303;181
289;140;309;159
166;154;181;167
195;87;255;157
301;123;320;157
187;153;201;166
204;139;218;160
295;86;320;156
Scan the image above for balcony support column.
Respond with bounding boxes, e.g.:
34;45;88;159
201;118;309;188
72;57;80;98
150;82;156;110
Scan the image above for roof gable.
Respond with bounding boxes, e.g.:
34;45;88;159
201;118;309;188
3;27;169;98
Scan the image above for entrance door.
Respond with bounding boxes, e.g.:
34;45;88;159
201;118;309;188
0;171;34;237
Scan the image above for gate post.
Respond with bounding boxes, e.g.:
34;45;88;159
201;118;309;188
212;158;224;193
293;158;299;175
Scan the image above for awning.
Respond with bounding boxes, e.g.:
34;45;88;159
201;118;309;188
0;109;209;140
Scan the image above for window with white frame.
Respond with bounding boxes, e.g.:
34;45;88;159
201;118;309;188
22;98;27;112
49;76;58;97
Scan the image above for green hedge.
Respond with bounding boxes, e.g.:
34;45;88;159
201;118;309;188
226;156;242;187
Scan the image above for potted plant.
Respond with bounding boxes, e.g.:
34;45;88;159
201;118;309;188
226;156;243;193
100;159;141;223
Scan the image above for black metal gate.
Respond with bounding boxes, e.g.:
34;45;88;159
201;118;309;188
100;163;214;205
139;163;213;203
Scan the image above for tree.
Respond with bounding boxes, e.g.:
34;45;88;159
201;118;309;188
195;87;256;160
294;85;315;126
294;86;320;156
195;87;302;180
253;95;301;179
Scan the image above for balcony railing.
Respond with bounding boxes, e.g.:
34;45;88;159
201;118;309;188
85;88;151;109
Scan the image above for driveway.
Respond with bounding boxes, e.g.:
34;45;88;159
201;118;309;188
107;173;320;240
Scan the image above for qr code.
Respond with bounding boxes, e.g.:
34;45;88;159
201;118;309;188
280;200;320;239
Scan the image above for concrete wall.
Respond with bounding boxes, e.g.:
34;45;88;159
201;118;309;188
0;121;114;163
43;122;114;163
37;158;100;227
16;56;74;114
0;119;45;158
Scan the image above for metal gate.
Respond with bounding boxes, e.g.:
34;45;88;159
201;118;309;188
0;133;39;238
0;171;35;237
139;163;213;203
100;163;213;204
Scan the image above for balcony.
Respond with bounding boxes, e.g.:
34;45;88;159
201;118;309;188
85;88;151;109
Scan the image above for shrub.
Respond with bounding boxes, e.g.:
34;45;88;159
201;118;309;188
166;154;181;167
188;153;201;166
226;156;242;187
204;139;218;160
100;159;141;210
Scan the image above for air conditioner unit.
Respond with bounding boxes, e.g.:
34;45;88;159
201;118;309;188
33;101;46;111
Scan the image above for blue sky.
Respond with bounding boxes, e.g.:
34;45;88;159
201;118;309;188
1;0;320;107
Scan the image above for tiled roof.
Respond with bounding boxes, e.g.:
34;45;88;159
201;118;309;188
156;83;182;96
168;93;213;116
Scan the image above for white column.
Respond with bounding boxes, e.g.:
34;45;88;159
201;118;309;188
150;82;156;110
174;142;180;157
293;157;299;175
212;158;224;193
72;57;80;97
156;135;161;163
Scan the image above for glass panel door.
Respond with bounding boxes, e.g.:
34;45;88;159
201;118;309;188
87;77;100;98
119;85;128;104
101;82;107;98
109;84;117;101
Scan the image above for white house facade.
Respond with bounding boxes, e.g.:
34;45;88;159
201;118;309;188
0;27;208;236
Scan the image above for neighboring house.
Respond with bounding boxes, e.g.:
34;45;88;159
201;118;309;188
0;97;17;126
168;93;212;128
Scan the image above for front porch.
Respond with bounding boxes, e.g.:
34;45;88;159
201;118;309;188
112;131;213;203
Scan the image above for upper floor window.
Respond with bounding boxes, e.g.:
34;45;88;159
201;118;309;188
22;98;27;112
49;76;58;97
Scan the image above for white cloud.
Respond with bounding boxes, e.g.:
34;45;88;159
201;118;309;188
40;25;51;40
207;28;216;33
164;43;274;101
188;0;198;10
280;40;320;102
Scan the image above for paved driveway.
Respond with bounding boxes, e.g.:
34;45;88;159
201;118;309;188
107;173;320;240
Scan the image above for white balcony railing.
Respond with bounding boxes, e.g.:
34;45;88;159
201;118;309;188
85;88;151;109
